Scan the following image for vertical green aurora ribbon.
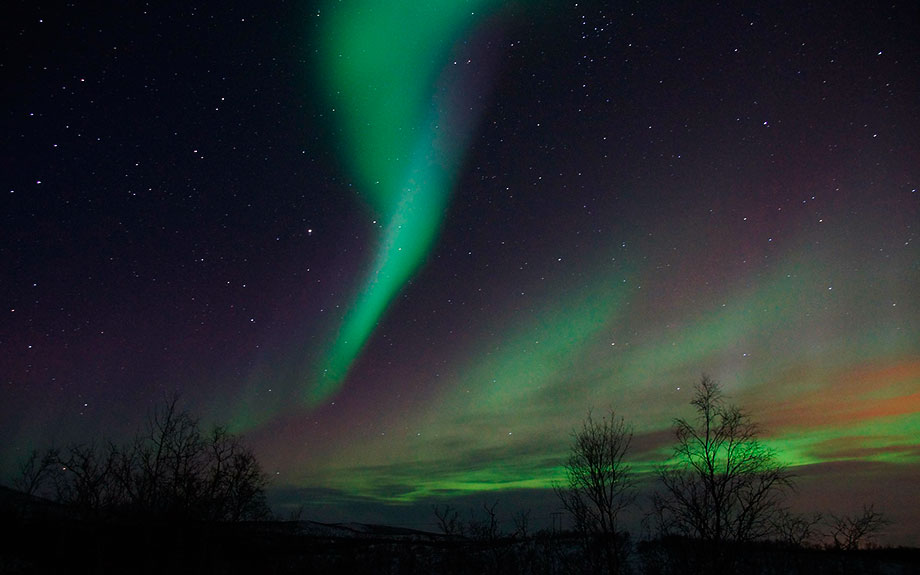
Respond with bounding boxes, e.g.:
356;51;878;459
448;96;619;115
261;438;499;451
309;1;503;403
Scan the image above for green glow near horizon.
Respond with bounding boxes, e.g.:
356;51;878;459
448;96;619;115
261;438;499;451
308;0;499;403
292;235;918;502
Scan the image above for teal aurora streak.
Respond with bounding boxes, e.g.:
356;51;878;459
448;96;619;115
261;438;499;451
309;1;505;402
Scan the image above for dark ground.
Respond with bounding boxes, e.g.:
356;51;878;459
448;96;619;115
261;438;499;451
2;487;918;574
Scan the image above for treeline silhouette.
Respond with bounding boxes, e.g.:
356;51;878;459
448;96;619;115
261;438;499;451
3;380;917;574
2;395;272;574
418;376;912;575
12;394;269;522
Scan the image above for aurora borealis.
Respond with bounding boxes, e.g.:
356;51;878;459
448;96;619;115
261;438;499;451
310;0;503;400
3;0;919;546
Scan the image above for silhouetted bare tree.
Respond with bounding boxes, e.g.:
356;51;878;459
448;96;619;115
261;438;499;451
49;441;123;517
468;500;501;542
772;509;823;547
113;395;269;520
13;448;58;496
555;409;635;574
653;376;794;571
828;504;889;550
512;508;531;539
433;503;464;536
204;425;268;521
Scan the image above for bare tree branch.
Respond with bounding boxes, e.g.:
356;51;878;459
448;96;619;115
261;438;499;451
22;393;269;522
555;409;635;574
653;375;794;568
828;504;890;550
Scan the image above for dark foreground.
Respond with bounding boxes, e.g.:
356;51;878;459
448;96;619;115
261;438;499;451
2;489;917;574
3;519;919;575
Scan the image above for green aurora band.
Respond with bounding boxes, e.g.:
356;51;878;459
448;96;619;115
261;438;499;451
286;221;919;502
309;1;504;403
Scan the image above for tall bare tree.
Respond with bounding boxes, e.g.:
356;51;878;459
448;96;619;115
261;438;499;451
653;376;793;570
555;410;635;574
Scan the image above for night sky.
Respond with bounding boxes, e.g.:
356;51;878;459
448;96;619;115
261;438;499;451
3;1;918;544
